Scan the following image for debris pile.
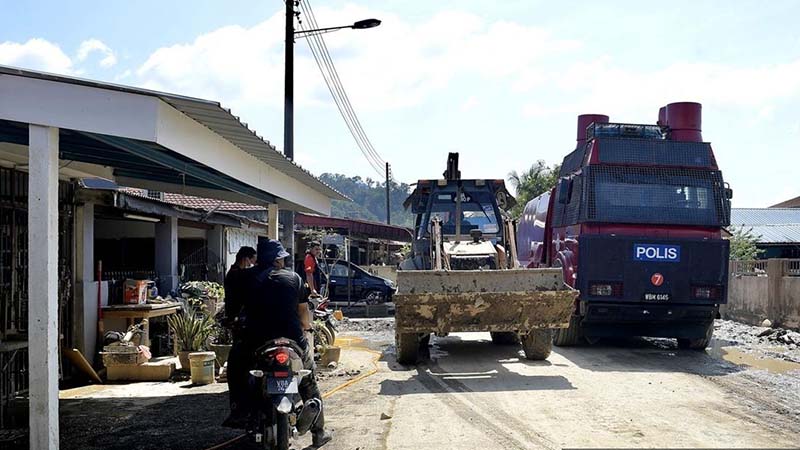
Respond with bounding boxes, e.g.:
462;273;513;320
714;319;800;362
338;317;395;333
757;328;800;348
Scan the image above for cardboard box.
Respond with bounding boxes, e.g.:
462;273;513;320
102;351;149;366
106;357;175;381
123;279;148;304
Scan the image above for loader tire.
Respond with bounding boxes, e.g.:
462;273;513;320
490;332;520;345
522;329;553;360
396;332;420;365
677;322;714;350
553;315;582;347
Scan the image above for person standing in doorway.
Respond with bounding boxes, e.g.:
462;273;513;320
222;245;256;424
304;241;325;297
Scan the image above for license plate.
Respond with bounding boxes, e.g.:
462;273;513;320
643;293;671;301
267;377;298;394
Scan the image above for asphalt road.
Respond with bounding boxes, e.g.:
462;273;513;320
320;330;800;450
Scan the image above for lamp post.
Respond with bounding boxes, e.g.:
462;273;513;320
284;2;380;161
282;0;380;260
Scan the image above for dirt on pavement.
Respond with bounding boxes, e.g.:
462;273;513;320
319;318;800;450
45;318;800;449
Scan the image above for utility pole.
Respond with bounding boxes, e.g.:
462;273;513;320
281;0;296;261
284;0;294;161
385;162;391;225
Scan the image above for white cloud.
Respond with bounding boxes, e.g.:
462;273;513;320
76;38;117;68
461;96;479;111
134;6;578;113
522;58;800;120
0;38;72;73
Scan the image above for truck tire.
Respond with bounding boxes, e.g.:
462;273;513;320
553;315;582;347
521;329;553;360
677;322;714;350
490;332;520;345
396;332;420;365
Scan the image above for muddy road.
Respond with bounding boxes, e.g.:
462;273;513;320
322;320;800;450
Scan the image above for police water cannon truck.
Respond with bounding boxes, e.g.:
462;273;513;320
516;102;732;349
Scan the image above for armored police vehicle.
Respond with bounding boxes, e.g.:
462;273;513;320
517;102;732;349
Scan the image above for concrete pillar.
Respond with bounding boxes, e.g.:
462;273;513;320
28;124;60;450
155;216;179;294
74;202;97;360
207;225;224;282
279;209;294;260
268;204;279;240
767;259;786;324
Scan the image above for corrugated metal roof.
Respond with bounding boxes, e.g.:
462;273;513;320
730;208;800;226
0;64;347;202
741;225;800;244
730;208;800;244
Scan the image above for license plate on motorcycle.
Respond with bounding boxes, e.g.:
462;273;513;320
267;376;298;394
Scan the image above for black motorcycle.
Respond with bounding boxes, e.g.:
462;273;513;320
247;338;320;450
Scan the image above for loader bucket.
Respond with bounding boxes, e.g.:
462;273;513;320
394;268;578;335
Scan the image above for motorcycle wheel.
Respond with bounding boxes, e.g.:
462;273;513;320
319;324;334;347
325;321;337;345
268;413;290;450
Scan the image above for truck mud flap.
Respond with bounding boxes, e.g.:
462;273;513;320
395;269;577;334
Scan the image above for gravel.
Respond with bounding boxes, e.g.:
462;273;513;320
336;317;395;333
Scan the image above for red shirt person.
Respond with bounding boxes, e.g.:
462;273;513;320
304;242;323;295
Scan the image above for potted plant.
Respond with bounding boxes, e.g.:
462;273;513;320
209;309;233;367
168;299;215;370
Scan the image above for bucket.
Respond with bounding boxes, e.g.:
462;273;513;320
188;351;216;385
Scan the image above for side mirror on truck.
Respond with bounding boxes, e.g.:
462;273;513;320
724;188;733;200
557;178;573;204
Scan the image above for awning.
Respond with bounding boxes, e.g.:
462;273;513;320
0;64;346;214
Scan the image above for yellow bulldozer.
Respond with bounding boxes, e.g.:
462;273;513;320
394;153;577;364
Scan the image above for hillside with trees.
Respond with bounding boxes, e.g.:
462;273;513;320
320;173;415;227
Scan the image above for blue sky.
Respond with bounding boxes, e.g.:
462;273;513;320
2;0;799;207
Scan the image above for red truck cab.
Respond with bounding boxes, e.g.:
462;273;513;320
517;102;732;349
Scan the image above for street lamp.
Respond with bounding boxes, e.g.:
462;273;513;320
281;1;380;261
294;18;382;38
285;5;381;162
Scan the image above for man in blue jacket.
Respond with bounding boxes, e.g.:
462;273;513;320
224;239;331;448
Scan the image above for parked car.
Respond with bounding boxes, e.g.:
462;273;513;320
320;260;396;304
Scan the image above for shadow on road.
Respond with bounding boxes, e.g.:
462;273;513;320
555;336;746;376
379;335;575;394
56;391;244;450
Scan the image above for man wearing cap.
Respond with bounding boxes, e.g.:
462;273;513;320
224;239;332;448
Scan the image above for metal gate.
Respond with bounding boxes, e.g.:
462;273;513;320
0;168;74;429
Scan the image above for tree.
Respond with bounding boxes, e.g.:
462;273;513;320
728;226;764;260
319;173;414;226
507;161;561;218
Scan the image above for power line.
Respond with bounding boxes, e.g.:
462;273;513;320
296;0;387;178
301;1;385;168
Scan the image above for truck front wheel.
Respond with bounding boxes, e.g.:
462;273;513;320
522;329;553;360
553;315;582;347
396;332;420;365
677;322;714;350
